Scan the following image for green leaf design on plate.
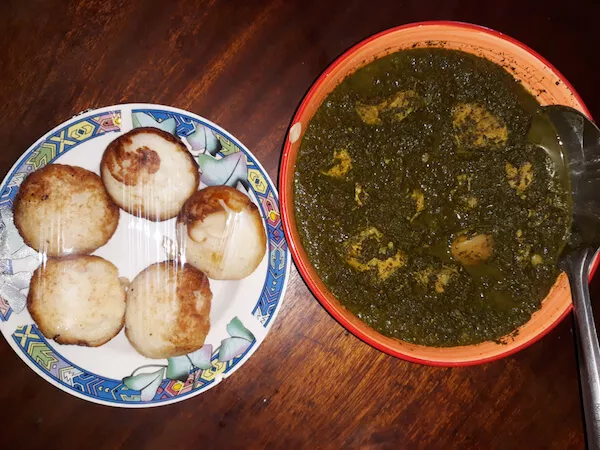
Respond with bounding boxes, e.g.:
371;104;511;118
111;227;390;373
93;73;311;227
0;206;36;260
123;367;165;396
166;356;192;381
187;125;222;156
0;271;32;290
0;282;27;313
140;370;165;402
187;344;213;370
131;112;176;134
218;337;251;362
197;153;248;188
226;317;255;342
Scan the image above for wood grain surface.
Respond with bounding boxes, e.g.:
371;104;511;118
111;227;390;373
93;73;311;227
1;0;600;448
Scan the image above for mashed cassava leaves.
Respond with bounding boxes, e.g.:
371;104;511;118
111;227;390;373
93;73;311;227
294;48;571;347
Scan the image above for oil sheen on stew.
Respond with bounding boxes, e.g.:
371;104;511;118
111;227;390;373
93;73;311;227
294;48;571;347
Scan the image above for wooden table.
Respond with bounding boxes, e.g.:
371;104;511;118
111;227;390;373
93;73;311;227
2;0;600;448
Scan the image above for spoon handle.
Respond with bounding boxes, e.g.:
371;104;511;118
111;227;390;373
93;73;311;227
565;248;600;449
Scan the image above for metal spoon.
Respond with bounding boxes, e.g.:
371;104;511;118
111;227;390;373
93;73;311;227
529;105;600;449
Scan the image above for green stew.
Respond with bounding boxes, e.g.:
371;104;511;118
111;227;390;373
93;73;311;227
294;48;571;347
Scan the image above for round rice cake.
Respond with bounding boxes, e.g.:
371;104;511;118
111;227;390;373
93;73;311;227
101;127;200;221
27;256;126;347
14;164;119;257
177;186;267;280
125;261;212;359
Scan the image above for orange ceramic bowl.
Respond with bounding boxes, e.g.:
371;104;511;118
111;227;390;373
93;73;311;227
280;21;599;366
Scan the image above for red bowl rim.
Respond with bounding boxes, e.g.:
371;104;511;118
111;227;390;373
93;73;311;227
279;20;599;366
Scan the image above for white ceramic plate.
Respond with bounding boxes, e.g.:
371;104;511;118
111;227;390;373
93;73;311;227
0;104;290;407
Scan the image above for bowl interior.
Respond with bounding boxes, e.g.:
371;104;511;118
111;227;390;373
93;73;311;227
281;22;590;366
